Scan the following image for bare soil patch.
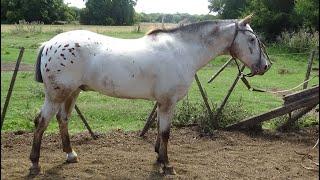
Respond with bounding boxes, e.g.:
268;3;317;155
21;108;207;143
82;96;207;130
1;62;33;71
1;127;319;179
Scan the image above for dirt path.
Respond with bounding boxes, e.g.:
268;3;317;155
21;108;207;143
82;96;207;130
1;62;33;71
1;127;319;179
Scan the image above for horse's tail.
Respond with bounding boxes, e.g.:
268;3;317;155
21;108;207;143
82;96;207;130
35;43;46;83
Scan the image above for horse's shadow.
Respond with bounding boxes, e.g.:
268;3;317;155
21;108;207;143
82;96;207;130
24;162;69;180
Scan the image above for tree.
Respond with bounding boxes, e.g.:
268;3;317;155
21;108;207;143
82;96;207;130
79;0;136;25
242;0;296;40
208;0;248;19
295;0;319;31
1;0;75;24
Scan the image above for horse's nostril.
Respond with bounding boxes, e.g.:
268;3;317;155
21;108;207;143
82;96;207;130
264;65;268;70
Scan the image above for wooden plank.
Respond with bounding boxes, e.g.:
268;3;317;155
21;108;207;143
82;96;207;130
207;57;234;83
1;47;24;130
140;102;158;137
277;103;318;131
225;94;319;130
194;74;217;129
215;65;245;118
74;104;98;139
283;85;319;104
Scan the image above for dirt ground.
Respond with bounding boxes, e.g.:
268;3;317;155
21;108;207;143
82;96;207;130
1;127;319;180
1;62;33;71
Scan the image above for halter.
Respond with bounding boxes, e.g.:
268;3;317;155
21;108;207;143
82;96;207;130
229;22;271;77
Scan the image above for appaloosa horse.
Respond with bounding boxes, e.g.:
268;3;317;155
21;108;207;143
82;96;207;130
30;14;271;175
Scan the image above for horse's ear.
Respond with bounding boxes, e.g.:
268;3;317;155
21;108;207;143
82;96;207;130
239;13;254;26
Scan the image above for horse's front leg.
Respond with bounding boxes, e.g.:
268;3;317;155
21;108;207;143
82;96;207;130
156;100;176;175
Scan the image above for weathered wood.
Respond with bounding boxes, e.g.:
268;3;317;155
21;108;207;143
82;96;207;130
283;85;319;105
208;57;234;83
225;93;319;130
277;103;318;132
303;50;316;89
194;73;217;129
215;65;245;118
74;104;98;139
140;102;158;137
1;47;24;130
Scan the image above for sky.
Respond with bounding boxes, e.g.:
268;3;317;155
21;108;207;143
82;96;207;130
64;0;212;15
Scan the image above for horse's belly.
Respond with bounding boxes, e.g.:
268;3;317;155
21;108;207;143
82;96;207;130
93;79;155;100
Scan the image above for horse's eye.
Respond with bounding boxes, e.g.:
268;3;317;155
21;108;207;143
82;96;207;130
249;38;255;42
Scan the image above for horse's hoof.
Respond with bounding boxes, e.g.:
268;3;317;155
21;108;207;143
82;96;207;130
161;166;176;175
66;151;78;163
29;165;41;176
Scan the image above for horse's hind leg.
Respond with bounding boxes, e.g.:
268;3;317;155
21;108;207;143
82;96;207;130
156;100;176;175
29;98;60;175
56;89;80;163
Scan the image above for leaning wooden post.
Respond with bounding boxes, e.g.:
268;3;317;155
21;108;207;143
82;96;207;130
1;47;24;130
208;57;234;83
303;50;316;89
74;104;98;139
194;73;217;129
215;65;245;118
140;102;158;137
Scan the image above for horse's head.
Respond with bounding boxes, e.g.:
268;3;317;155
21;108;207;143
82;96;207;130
229;14;271;76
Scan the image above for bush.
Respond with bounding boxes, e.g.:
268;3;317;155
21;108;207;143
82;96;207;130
10;20;43;35
172;99;251;135
280;29;319;52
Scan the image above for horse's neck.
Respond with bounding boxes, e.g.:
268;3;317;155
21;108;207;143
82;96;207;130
172;24;234;72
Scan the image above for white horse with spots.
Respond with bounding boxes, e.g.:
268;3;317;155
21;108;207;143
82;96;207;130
30;15;271;175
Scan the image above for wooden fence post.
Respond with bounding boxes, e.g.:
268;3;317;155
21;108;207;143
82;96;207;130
194;73;217;129
215;65;245;118
74;104;98;139
140;102;158;137
1;47;24;130
303;50;316;89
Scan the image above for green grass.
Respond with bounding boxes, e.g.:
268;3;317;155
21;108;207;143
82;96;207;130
1;24;319;134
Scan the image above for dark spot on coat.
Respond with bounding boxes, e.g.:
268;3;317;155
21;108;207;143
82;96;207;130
48;57;51;62
249;47;253;54
71;53;76;56
60;54;64;57
60;63;65;67
50;46;52;50
62;48;66;51
57;69;61;72
46;68;50;72
64;44;69;47
75;43;80;47
58;45;61;48
93;53;96;56
54;49;57;53
45;63;47;68
70;61;74;63
54;87;60;90
68;49;72;52
132;74;134;78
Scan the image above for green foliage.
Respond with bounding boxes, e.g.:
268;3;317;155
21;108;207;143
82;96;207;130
135;12;217;24
280;29;319;52
79;0;136;25
242;0;296;40
208;0;248;19
1;0;78;24
295;0;319;31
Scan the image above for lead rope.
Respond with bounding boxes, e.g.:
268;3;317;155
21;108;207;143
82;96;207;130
234;60;317;95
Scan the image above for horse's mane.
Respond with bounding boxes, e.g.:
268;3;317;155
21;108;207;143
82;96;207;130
146;19;238;35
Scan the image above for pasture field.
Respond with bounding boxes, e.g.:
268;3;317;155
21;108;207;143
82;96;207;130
1;24;319;134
